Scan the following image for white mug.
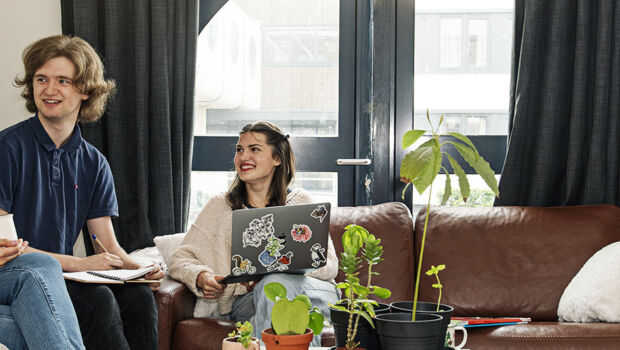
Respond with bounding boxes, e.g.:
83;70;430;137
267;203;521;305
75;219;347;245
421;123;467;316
445;320;468;349
0;214;18;240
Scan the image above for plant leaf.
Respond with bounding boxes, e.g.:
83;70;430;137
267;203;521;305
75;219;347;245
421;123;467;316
446;154;470;201
402;130;426;149
445;132;478;155
292;294;313;309
413;147;441;194
437;264;446;270
264;282;287;302
452;142;499;196
441;172;452;205
329;304;349;313
400;142;434;184
308;311;325;335
352;309;375;328
372;286;392;299
432;283;442;288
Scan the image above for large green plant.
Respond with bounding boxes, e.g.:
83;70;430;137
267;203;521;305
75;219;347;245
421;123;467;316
400;110;499;321
264;282;325;335
329;224;391;350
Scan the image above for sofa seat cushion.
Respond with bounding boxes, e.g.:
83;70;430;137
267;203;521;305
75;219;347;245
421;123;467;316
172;318;236;350
462;322;620;350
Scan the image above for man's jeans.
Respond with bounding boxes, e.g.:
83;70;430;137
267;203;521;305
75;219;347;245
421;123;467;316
0;253;84;350
230;274;339;347
65;281;158;350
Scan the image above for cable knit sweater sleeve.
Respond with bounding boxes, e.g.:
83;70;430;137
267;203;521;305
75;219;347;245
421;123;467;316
168;193;233;297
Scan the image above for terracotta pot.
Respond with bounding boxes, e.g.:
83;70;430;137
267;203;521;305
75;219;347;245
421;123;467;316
261;328;313;350
222;336;260;350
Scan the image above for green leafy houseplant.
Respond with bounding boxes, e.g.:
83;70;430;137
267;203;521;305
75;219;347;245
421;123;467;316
226;321;255;348
329;224;392;350
400;110;499;321
425;264;445;312
263;282;325;336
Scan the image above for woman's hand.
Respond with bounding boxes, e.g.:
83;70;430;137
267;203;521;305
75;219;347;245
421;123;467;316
0;238;28;267
196;271;225;299
144;264;164;291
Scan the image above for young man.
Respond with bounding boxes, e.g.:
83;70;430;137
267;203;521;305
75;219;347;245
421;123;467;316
0;35;163;350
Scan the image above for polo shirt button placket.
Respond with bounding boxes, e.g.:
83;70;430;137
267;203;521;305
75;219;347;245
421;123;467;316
52;150;61;180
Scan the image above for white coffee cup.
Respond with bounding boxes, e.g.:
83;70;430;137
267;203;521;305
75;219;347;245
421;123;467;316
0;214;18;240
445;320;468;349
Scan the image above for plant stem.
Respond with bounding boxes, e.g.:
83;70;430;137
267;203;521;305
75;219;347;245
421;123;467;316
412;181;433;322
346;285;355;349
434;273;442;312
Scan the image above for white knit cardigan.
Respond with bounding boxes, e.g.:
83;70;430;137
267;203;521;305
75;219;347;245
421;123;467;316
168;188;338;318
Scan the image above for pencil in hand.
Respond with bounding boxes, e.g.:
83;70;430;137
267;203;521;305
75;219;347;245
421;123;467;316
91;233;109;253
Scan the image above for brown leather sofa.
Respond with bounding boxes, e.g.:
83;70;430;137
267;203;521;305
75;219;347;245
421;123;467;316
156;203;620;350
416;204;620;350
155;202;415;350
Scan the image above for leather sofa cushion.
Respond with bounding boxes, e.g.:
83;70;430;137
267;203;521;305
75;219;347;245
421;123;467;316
414;205;620;320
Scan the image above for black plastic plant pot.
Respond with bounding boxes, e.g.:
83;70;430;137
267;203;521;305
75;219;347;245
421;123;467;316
390;301;454;349
375;312;443;350
329;302;391;350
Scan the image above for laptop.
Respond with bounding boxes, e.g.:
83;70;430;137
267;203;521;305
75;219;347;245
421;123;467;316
219;202;331;284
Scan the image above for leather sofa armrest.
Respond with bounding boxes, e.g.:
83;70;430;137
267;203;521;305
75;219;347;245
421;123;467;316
156;276;196;350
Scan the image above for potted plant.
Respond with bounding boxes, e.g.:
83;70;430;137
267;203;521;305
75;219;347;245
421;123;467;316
222;321;260;350
390;265;454;348
328;224;392;350
261;282;325;350
375;111;499;350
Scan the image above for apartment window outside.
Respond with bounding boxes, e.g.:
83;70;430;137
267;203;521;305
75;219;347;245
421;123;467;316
413;0;513;211
191;0;342;221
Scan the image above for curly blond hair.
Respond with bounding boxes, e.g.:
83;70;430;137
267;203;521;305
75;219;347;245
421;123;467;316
14;35;116;123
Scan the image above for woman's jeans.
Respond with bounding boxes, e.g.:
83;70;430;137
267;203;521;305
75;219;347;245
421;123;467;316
230;274;339;346
65;281;158;350
0;253;84;350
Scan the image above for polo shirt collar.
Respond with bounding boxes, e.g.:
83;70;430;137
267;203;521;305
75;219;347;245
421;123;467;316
28;114;83;153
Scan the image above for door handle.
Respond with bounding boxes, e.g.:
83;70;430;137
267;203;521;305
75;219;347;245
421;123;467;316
336;159;372;166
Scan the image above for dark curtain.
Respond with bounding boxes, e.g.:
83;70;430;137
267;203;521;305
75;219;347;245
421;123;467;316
496;0;620;207
61;0;198;251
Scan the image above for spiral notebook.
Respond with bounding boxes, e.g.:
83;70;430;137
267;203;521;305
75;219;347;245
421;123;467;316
63;266;160;284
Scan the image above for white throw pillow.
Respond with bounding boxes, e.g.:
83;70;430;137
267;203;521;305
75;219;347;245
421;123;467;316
154;232;186;267
558;241;620;322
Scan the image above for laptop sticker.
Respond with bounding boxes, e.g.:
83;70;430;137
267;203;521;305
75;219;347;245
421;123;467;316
258;234;286;267
231;254;257;276
243;213;275;248
291;224;312;243
311;204;329;223
266;251;294;272
310;243;327;267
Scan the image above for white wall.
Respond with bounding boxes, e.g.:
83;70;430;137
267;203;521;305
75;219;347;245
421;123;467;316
0;0;61;130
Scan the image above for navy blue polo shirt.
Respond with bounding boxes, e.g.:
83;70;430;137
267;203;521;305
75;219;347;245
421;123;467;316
0;115;118;255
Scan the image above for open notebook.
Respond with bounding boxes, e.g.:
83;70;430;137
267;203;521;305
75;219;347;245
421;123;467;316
63;266;160;284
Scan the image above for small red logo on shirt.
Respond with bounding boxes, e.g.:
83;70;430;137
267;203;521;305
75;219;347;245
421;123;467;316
75;184;79;190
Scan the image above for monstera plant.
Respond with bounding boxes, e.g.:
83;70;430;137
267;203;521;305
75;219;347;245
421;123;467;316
400;110;499;321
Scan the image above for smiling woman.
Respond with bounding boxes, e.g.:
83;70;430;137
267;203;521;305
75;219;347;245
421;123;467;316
168;121;339;346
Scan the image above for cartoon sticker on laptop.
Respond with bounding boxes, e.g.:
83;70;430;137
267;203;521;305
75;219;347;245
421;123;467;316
243;213;275;248
311;204;329;223
310;243;326;268
291;224;312;243
258;234;293;272
231;254;257;276
266;251;294;272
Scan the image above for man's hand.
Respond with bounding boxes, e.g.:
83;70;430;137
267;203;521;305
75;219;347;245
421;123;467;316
0;238;28;267
196;272;225;299
78;253;123;271
144;264;164;291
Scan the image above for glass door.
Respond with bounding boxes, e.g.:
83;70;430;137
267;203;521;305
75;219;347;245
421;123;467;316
191;0;356;222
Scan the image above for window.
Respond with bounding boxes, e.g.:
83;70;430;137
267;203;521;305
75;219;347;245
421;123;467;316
413;0;513;211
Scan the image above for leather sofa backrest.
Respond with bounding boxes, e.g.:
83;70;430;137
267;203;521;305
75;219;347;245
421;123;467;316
330;202;415;303
415;204;620;320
